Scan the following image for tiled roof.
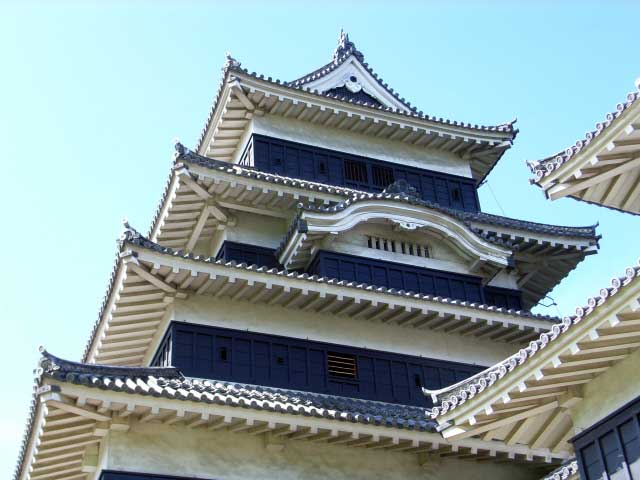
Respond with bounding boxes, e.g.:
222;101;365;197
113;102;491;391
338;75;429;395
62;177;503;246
195;37;517;154
287;30;413;112
276;179;598;258
44;350;438;430
126;223;559;321
84;220;564;362
163;145;599;245
540;460;579;480
528;79;640;183
15;349;436;480
427;259;640;419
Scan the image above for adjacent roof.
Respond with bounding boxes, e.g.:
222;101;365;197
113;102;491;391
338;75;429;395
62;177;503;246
423;259;640;453
528;79;640;214
195;31;518;184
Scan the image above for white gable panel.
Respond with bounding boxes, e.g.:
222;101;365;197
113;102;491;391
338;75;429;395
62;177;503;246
301;57;410;112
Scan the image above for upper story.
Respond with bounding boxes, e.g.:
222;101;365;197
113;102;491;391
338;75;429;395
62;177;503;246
196;31;517;209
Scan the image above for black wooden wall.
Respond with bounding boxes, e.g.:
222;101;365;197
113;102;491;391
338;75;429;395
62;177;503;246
574;396;640;480
101;472;204;480
213;243;523;309
215;241;281;270
308;250;523;309
242;134;481;212
152;323;485;408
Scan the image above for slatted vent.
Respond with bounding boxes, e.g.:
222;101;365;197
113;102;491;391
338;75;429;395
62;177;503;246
327;352;357;380
367;236;430;258
371;164;395;188
344;160;368;183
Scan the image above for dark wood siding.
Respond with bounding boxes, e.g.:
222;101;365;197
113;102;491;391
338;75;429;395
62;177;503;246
152;323;485;408
244;134;481;212
215;241;281;270
574;396;640;480
308;250;522;307
484;285;523;310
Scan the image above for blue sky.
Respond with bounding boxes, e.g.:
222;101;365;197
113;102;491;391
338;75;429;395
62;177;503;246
1;1;638;476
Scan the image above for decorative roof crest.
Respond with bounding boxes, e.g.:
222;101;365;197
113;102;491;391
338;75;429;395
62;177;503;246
224;51;241;70
333;29;364;63
382;179;419;199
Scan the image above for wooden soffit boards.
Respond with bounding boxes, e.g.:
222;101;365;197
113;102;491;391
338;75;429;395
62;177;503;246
425;263;640;453
531;84;640;215
199;73;514;183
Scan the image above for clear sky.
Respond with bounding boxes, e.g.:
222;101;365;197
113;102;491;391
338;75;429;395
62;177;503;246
1;1;638;476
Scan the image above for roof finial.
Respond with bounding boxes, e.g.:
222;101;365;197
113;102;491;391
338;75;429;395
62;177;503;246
224;51;241;70
333;28;363;63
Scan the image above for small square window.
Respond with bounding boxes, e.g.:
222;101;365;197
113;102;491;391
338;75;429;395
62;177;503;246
219;347;228;362
327;352;357;380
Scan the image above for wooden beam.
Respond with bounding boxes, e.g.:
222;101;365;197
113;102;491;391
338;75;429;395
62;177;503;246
442;400;559;441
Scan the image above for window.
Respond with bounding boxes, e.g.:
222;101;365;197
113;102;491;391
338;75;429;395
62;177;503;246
239;142;254;167
367;235;429;258
574;396;640;480
344;159;368;184
327;352;357;380
218;347;228;362
371;164;395;188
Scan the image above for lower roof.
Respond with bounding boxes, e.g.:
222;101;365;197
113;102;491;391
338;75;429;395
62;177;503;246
423;259;640;453
14;349;567;480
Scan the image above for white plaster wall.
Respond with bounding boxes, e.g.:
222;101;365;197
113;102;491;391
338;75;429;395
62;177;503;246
334;224;475;276
224;211;289;249
105;422;537;480
486;270;519;290
570;348;640;433
171;295;518;367
250;115;474;178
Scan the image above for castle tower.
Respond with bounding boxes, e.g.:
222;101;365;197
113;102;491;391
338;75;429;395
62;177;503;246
15;32;605;480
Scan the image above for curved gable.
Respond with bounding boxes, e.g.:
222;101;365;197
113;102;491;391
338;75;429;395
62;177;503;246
279;198;513;273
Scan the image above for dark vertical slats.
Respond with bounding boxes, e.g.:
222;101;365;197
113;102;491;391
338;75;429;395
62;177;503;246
307;250;522;307
251;134;481;212
159;322;485;408
574;397;640;480
215;241;281;270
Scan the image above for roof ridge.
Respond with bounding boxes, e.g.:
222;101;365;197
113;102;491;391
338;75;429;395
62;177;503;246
38;347;181;379
196;42;517;144
528;78;640;181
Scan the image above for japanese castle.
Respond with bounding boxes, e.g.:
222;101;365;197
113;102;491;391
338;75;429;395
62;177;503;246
14;31;640;480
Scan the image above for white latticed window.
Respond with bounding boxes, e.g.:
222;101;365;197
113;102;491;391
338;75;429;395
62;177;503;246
366;235;430;258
